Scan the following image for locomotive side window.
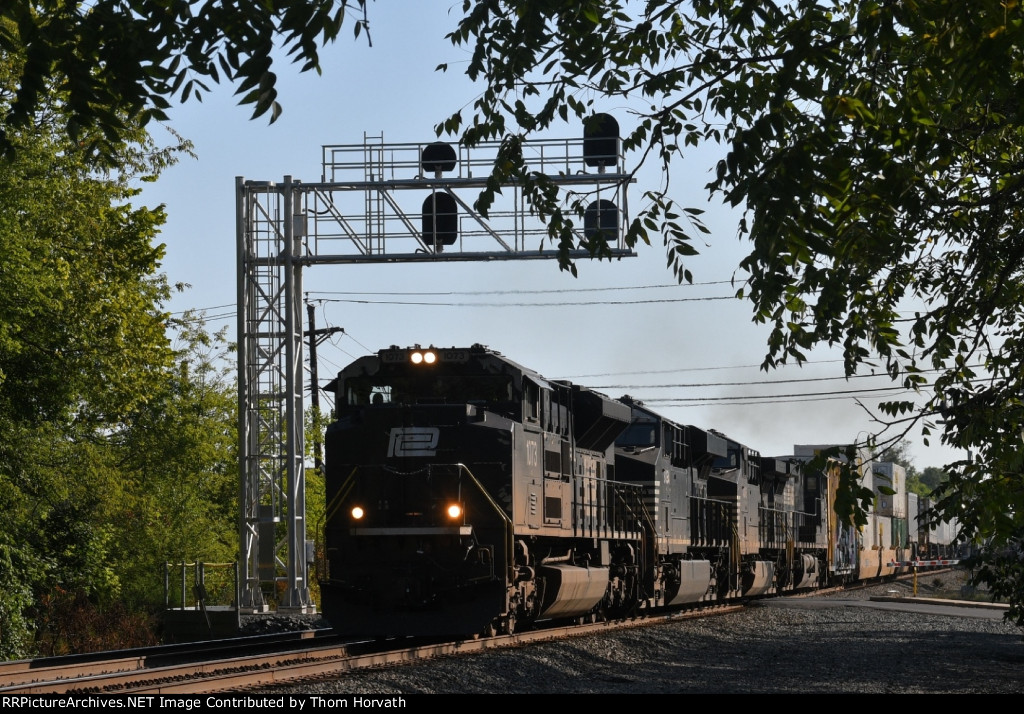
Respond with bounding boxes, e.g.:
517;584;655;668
523;378;540;423
665;423;690;467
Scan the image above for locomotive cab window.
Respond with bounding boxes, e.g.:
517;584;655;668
343;374;513;407
362;386;392;405
617;419;659;447
712;447;740;471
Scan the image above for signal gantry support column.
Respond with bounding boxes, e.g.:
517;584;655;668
237;175;313;612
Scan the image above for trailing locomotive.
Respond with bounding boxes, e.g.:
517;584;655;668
319;344;949;637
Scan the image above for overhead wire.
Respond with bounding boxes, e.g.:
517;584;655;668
171;283;980;407
172;280;739;318
584;364;975;390
310;280;734;296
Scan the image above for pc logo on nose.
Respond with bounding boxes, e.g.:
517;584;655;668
388;427;440;457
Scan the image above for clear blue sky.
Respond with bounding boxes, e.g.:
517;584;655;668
138;2;957;470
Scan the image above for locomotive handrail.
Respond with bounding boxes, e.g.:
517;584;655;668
610;483;654;601
449;463;516;583
610;481;651;538
322;467;359;525
317;463;514;585
316;467;359;581
371;461;515;581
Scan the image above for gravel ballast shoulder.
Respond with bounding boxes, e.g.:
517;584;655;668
255;571;1023;694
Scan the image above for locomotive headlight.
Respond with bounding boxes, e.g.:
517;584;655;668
446;503;463;520
351;506;365;520
410;350;437;365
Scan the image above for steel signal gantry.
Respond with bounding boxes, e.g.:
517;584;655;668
236;124;634;612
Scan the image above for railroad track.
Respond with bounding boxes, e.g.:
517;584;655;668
0;630;336;694
0;605;743;694
2;571;947;695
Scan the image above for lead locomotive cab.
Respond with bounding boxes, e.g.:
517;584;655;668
319;344;644;637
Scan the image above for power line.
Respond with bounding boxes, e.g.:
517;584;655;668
313;295;736;307
586;364;976;390
167;303;235;315
165;281;740;316
168;310;235;323
641;391;916;407
637;384;911;402
565;359;848;378
309;281;734;296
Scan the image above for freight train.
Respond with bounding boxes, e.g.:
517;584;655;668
318;344;956;637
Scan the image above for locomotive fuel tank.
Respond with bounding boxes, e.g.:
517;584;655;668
536;564;611;619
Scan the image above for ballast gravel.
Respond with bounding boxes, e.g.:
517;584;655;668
250;571;1023;694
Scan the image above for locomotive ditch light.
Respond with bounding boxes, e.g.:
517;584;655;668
350;506;365;520
446;503;463;520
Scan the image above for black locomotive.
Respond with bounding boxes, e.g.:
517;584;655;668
319;344;922;637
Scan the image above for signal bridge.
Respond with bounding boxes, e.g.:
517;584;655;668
235;119;635;612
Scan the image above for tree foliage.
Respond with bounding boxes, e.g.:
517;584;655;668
438;1;1024;616
0;46;237;656
4;0;1023;628
113;314;237;609
0;1;370;155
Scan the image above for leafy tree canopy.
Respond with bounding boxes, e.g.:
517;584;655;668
0;51;178;427
0;45;229;655
4;0;1022;624
438;1;1024;620
0;1;370;155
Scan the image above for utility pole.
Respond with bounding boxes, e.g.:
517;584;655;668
306;301;343;475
